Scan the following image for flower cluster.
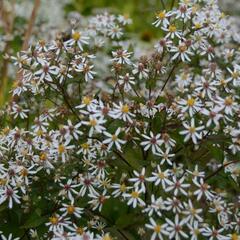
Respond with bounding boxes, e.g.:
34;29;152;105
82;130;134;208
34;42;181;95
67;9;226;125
0;0;240;239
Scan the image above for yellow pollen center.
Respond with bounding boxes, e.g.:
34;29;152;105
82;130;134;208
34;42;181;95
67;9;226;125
225;97;233;106
131;191;139;198
82;96;91;105
58;144;65;153
76;227;84;235
169;25;177;32
49;216;59;225
189;127;196;133
72;31;81;41
81;143;89;149
40;152;47;161
154;225;161;233
120;184;126;192
121;105;129;113
187;98;195;106
179;44;187;52
158;172;165;179
232;72;239;79
67;205;75;214
112;134;118;141
158;12;165;19
89;119;97;126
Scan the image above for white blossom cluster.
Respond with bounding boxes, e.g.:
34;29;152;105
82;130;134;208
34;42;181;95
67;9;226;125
0;0;240;239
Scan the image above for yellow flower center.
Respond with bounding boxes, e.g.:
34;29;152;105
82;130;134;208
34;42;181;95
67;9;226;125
37;129;43;136
58;144;65;153
102;234;113;240
158;172;165;179
120;184;127;192
131;191;139;198
232;71;239;79
112;134;118;141
158;11;166;19
189;127;196;134
225;97;233;106
89;119;97;126
49;216;59;225
76;227;84;235
67;205;75;214
82;96;91;105
154;225;161;233
72;31;81;41
194;23;202;29
40;152;47;161
20;168;28;177
187;98;195;107
231;233;239;240
169;24;177;33
121;104;129;113
81;143;89;149
179;44;187;53
0;179;7;186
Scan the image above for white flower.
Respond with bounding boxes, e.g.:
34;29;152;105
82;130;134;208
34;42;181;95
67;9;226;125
103;128;126;151
140;132;163;154
0;187;21;209
166;215;188;240
123;188;145;208
180;119;204;144
65;30;89;51
145;218;169;240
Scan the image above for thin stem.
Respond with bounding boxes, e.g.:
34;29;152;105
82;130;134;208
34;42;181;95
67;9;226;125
204;160;240;181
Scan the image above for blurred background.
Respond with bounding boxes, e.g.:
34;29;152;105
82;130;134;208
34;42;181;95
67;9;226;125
0;0;240;106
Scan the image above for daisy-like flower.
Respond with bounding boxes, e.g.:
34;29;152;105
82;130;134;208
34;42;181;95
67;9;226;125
154;38;172;53
132;62;149;79
65;29;89;51
140;132;163;154
147;165;172;188
180;119;204;144
35;59;59;82
227;65;240;86
11;103;29;119
187;221;205;240
111;183;130;198
165;175;190;196
156;148;175;166
117;14;132;25
202;226;229;240
88;190;110;211
215;96;238;116
170;41;193;62
52;140;74;163
59;179;79;201
166;215;188;240
182;200;203;224
162;24;182;39
110;102;135;123
0;187;20;209
201;107;222;127
145;218;169;240
143;195;165;217
75;63;96;82
152;10;171;27
82;116;106;136
60;201;83;218
178;95;202;117
129;168;146;193
195;77;217;99
193;178;214;201
108;25;123;39
103;128;126;151
123;188;145;208
111;49;132;65
118;73;135;92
